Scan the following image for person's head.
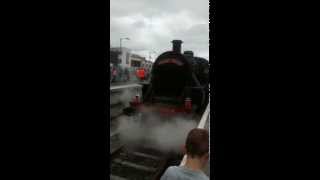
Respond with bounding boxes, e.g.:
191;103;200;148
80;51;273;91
185;128;209;167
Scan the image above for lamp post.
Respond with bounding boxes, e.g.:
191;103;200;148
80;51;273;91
120;37;130;55
119;37;130;67
149;50;157;61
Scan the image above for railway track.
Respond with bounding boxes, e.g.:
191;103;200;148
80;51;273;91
110;130;123;155
110;115;169;180
109;83;210;179
109;113;205;180
110;144;169;180
110;147;169;180
109;114;201;180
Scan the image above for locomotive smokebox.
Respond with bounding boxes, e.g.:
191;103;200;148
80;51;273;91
171;40;183;54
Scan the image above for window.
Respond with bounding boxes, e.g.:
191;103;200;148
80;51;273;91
131;60;141;67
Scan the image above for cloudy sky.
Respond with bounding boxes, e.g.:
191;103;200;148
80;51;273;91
110;0;210;61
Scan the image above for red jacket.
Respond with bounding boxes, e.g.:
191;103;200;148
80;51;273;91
136;69;145;79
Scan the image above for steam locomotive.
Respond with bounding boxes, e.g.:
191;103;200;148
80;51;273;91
116;40;210;180
129;40;209;116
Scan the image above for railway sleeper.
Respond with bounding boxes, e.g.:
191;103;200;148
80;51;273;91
110;174;128;180
110;102;123;108
110;131;119;139
113;158;157;173
131;151;161;161
118;152;160;168
111;163;154;180
110;142;123;155
118;151;161;161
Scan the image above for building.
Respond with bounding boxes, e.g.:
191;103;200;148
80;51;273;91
110;49;120;65
110;47;131;68
130;54;146;68
110;47;149;70
141;60;153;71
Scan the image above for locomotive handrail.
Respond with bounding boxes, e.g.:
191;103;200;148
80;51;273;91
180;102;210;166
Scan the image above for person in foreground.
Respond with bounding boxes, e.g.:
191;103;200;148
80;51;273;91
160;128;209;180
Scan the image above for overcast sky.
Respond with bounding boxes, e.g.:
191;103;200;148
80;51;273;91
110;0;209;61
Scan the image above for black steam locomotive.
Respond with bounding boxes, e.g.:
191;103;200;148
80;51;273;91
141;40;209;114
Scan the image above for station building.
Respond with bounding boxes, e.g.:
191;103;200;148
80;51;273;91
130;54;146;69
110;47;153;70
110;47;131;68
141;59;153;72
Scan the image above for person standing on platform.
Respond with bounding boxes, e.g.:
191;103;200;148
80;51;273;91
140;68;145;81
136;68;145;81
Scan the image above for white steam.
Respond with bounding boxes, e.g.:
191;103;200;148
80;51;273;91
111;88;140;107
119;89;136;107
116;113;197;153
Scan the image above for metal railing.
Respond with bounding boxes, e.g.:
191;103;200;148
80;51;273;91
180;102;210;166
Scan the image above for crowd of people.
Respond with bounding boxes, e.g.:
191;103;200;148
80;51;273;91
110;64;150;83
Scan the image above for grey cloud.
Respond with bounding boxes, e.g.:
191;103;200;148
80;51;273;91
132;20;147;29
111;0;209;19
110;0;209;61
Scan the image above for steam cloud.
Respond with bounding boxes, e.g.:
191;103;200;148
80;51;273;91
111;87;141;107
111;76;197;154
118;89;138;107
116;112;197;153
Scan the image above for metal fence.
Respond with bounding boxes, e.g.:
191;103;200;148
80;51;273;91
179;102;210;168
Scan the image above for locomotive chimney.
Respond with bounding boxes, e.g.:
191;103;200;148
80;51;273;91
171;40;183;54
